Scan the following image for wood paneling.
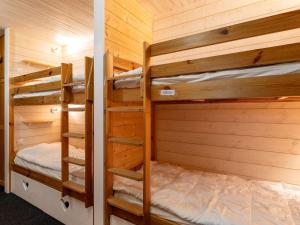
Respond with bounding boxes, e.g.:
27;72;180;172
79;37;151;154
105;0;152;64
14;105;61;151
155;102;300;185
0;0;93;45
151;0;300;64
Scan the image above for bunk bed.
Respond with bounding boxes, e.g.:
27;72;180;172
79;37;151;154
10;57;94;207
105;9;300;225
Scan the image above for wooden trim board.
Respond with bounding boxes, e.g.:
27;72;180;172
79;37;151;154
151;73;300;101
150;9;300;56
151;43;300;78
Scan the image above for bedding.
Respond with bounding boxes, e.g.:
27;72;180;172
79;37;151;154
13;86;85;99
113;161;300;225
14;142;85;183
114;62;300;89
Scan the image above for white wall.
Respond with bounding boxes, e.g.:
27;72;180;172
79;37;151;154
94;0;105;224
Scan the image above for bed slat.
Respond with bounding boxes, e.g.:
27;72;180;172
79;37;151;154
151;43;300;78
151;9;300;56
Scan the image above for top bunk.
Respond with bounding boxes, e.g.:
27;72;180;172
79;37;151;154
10;58;93;106
111;9;300;102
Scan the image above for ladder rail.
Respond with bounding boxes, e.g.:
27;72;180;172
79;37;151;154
85;57;94;207
61;63;72;194
104;51;115;225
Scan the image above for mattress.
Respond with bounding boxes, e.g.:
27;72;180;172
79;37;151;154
114;62;300;89
14;142;85;184
113;161;300;225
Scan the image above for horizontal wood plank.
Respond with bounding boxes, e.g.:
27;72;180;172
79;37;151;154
10;67;61;84
152;73;300;101
150;9;300;56
107;168;143;181
107;197;143;216
151;43;300;78
11;81;61;95
63;181;85;194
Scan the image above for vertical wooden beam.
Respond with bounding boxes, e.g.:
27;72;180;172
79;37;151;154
104;52;114;225
85;57;94;207
61;63;70;196
9;92;15;192
143;42;151;225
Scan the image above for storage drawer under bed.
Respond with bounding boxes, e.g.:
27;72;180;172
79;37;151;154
11;171;93;225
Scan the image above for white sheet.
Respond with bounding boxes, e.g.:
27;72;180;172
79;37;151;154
113;161;300;225
22;74;85;87
114;62;300;89
14;142;85;183
13;86;85;99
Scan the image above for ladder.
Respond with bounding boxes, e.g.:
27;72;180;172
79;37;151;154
61;57;94;208
105;43;151;224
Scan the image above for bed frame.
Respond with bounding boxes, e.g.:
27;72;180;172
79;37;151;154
105;9;300;225
10;57;94;207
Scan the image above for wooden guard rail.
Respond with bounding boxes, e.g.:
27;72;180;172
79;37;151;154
105;8;300;225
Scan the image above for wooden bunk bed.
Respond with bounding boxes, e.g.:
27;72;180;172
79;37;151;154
10;57;94;207
105;9;300;225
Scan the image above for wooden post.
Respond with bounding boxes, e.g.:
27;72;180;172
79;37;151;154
85;57;94;207
143;42;151;225
104;52;114;225
9;92;15;192
61;63;70;196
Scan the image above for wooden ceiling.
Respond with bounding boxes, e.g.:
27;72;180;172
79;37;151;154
0;0;93;44
137;0;203;15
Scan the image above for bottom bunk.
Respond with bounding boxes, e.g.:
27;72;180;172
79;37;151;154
12;142;86;201
110;161;300;225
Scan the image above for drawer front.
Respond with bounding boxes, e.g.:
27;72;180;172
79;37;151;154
11;172;93;225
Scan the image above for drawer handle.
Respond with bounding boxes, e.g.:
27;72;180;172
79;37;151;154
60;198;70;211
22;180;29;191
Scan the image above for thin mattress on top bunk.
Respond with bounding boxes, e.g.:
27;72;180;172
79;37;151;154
14;142;85;183
112;161;300;225
114;62;300;89
13;74;85;99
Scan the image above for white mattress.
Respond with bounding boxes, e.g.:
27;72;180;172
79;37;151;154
113;161;300;225
14;142;85;184
114;62;300;89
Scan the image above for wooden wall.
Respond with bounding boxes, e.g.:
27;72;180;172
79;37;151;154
111;111;144;169
0;34;4;185
105;0;152;169
10;30;63;151
105;0;152;64
155;102;300;185
152;0;300;64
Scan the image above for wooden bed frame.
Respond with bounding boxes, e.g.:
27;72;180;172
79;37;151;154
105;9;300;225
10;57;94;207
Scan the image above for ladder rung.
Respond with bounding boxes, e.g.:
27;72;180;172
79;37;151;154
107;168;143;181
108;137;143;146
63;81;85;87
63;181;85;194
72;170;85;179
63;132;85;139
62;107;85;112
108;74;142;81
107;106;144;112
63;157;86;166
107;197;143;217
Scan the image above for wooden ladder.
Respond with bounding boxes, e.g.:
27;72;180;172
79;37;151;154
105;43;151;224
61;57;94;208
